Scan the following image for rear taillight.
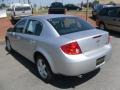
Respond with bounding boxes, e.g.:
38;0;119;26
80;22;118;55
61;42;82;55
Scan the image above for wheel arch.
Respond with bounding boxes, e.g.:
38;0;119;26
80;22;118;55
33;49;57;74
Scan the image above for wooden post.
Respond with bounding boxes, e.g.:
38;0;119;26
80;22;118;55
86;0;89;21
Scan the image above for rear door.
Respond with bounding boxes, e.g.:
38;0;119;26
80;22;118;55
105;7;119;31
113;7;120;32
98;8;110;27
19;19;43;60
9;19;27;52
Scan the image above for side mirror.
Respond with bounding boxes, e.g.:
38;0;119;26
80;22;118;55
7;27;14;32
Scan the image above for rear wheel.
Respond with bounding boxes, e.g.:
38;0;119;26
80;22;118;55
36;56;53;82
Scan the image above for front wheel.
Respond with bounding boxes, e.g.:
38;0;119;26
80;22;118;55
36;56;54;82
6;39;12;52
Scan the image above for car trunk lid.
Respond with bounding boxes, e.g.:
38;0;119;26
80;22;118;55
62;29;109;53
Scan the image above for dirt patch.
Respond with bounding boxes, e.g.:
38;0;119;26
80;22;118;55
0;18;13;42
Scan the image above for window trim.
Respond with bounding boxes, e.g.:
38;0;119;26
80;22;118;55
24;19;43;36
13;19;27;33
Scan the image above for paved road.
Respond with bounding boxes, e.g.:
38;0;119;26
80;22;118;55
0;31;120;90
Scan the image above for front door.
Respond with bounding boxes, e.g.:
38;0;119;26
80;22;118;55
10;19;27;52
19;19;43;61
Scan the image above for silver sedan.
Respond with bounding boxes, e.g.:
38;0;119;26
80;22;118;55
5;14;112;82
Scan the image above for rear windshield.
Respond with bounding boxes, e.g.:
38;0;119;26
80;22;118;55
50;2;64;8
48;17;93;35
15;6;31;11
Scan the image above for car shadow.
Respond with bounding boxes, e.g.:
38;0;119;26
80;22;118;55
109;30;120;38
89;16;96;21
8;50;100;89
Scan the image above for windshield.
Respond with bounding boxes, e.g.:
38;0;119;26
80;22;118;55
48;17;94;35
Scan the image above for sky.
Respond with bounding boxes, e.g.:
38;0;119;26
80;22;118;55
0;0;92;7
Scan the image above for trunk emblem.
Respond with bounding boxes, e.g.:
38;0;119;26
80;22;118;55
96;39;100;43
96;39;100;47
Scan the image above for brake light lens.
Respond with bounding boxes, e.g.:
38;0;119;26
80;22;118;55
61;42;82;55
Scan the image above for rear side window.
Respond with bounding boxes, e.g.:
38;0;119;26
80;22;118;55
48;17;93;35
25;20;42;36
99;8;109;16
15;6;31;11
108;8;117;17
50;2;64;8
14;19;27;33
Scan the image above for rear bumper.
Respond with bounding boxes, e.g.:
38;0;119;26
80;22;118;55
54;44;112;76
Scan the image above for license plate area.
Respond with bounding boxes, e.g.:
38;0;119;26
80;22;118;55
96;56;105;66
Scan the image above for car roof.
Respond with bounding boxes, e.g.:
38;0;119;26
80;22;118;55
24;14;77;20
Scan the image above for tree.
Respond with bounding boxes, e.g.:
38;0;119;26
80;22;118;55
93;0;99;5
108;1;116;5
0;3;7;8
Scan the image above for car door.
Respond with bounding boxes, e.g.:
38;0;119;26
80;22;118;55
98;8;110;26
105;7;118;31
19;19;43;61
113;7;120;32
9;19;27;52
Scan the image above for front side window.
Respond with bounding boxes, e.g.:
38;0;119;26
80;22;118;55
14;19;27;33
25;20;42;36
48;17;93;35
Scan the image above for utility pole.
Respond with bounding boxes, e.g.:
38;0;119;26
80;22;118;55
28;0;30;4
86;0;89;21
23;0;25;4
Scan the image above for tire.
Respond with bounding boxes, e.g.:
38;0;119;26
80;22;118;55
36;55;53;82
6;39;12;52
11;16;16;25
99;23;106;30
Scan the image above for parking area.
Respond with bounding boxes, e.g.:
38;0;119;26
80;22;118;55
0;12;120;90
0;31;120;90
